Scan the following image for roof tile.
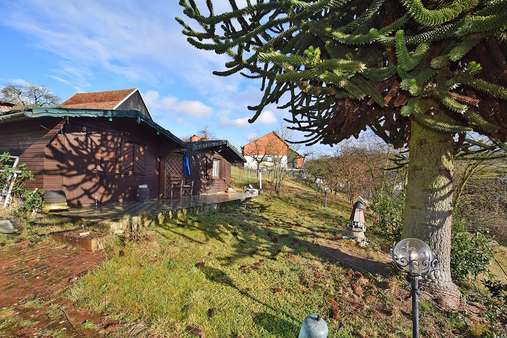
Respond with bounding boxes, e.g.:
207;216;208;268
61;89;136;110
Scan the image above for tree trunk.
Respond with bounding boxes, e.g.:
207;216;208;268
403;118;461;305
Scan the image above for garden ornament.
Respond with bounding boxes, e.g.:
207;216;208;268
298;314;328;338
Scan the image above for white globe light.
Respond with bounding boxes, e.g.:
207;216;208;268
392;238;434;276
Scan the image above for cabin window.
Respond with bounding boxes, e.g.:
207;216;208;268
212;159;220;178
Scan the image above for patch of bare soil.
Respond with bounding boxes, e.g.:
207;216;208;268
0;239;120;336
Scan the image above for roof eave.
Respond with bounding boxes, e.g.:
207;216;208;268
186;140;246;163
0;108;185;147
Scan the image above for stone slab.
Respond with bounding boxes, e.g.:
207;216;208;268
0;220;17;234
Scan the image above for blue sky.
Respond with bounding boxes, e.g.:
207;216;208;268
0;0;374;155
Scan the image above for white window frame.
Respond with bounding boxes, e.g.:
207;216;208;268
212;159;220;178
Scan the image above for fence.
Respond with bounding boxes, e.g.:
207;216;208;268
231;165;306;189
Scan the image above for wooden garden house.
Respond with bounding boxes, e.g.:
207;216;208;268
0;89;244;207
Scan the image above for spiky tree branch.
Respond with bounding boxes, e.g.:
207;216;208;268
178;0;507;155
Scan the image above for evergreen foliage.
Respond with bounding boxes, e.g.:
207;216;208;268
178;0;507;152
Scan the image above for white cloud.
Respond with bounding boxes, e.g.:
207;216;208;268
144;90;213;118
221;110;277;128
257;110;277;124
1;0;241;94
9;79;31;87
50;63;92;91
221;116;250;128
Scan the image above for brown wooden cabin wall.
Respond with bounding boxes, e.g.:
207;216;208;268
191;150;231;194
0;116;180;207
116;91;151;119
0;118;63;190
45;117;178;207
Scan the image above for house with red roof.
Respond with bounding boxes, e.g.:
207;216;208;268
242;131;304;170
0;101;14;114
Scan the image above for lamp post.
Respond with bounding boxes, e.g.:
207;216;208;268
391;238;437;338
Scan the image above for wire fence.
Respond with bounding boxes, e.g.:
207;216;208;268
231;165;306;189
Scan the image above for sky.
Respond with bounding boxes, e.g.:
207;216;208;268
0;0;376;156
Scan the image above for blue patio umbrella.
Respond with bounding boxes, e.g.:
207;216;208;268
183;153;191;177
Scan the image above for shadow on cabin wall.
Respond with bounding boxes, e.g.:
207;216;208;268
43;118;174;208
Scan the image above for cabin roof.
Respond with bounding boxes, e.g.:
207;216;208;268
186;140;245;163
0;107;185;146
61;89;137;110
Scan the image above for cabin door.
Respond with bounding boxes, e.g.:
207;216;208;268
163;152;183;198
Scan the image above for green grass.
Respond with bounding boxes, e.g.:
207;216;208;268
66;183;499;337
68;191;352;337
0;210;82;247
231;166;258;188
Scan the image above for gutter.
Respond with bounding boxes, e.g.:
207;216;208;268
0;108;185;147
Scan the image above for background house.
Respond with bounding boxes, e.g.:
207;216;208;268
61;88;151;119
242;131;304;170
0;101;14;114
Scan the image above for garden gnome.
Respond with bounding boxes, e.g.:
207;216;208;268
343;197;367;244
298;314;328;338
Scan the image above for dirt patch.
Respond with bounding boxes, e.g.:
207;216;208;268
1;298;121;337
0;239;104;307
0;239;121;336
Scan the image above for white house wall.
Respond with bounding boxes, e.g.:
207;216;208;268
244;155;288;170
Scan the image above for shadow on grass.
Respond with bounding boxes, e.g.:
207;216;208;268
198;265;300;324
167;196;392;277
253;312;299;337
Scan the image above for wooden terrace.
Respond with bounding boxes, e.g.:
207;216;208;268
53;192;253;223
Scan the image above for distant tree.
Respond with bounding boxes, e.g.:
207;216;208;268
248;136;271;172
306;146;388;201
197;126;215;141
1;84;59;109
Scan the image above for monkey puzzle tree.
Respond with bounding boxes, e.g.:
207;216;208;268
177;0;507;302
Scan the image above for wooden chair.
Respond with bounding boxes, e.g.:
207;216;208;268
181;178;194;197
168;178;183;200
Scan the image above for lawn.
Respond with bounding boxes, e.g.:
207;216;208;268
65;181;495;337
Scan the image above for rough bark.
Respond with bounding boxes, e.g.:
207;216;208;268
403;118;461;305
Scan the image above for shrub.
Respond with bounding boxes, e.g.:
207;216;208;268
456;178;507;244
15;189;44;215
451;231;493;284
0;153;34;197
370;189;404;246
0;152;43;215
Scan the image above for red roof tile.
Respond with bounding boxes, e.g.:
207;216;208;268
61;89;136;110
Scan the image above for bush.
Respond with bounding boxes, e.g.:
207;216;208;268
370;189;404;246
0;152;43;215
456;178;507;244
15;189;44;215
451;230;493;284
0;153;34;197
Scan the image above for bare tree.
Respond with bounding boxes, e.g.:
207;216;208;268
197;126;214;141
305;146;389;202
248;137;270;172
1;84;59;109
